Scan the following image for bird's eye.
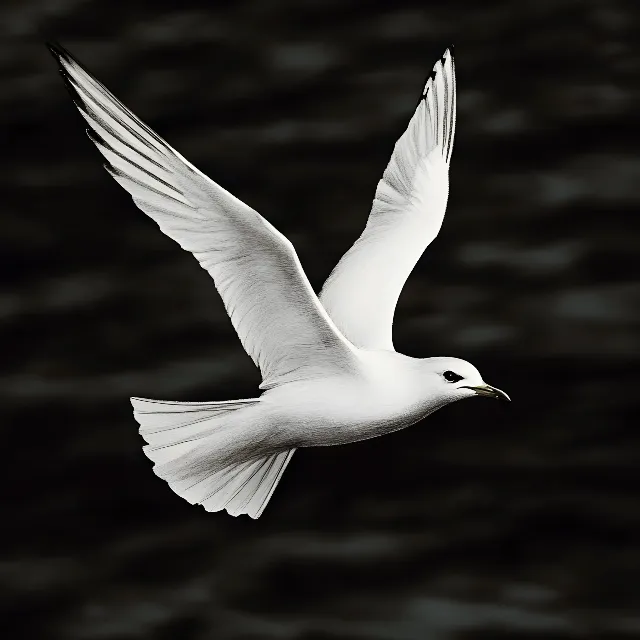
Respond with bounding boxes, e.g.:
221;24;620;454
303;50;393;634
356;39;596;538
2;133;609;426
443;370;463;383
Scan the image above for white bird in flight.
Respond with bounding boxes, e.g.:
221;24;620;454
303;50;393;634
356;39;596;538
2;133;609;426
49;43;509;519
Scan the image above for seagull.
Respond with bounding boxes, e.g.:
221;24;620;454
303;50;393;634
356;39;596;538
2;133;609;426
48;43;509;519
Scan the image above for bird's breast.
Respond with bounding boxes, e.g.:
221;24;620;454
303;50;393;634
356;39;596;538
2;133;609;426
263;362;431;447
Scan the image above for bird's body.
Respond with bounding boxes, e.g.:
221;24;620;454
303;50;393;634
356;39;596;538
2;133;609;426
49;43;509;519
261;351;446;448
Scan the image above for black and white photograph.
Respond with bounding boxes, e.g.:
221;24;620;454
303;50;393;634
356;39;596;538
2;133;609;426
2;1;639;638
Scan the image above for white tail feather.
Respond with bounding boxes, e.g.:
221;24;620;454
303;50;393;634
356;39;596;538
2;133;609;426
131;397;296;518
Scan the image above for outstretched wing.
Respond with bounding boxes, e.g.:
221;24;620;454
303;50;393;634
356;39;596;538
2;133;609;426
48;44;357;390
320;48;456;351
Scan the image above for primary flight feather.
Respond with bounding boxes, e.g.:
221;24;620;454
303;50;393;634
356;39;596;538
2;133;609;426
48;44;509;519
320;51;455;350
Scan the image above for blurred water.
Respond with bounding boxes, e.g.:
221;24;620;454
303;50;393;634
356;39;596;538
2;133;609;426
1;1;639;638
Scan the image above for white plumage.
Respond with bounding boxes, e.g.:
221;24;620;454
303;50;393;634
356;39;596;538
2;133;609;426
50;44;509;519
320;51;455;350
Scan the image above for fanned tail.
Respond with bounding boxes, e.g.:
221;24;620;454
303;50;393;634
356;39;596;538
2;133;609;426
132;397;295;519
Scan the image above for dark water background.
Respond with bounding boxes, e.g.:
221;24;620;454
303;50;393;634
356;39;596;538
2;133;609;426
2;0;640;638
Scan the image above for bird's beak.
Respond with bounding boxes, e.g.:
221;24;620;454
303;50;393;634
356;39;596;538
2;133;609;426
464;383;511;402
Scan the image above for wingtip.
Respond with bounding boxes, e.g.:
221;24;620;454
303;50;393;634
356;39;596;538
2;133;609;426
45;42;77;82
419;46;455;103
46;41;86;73
46;43;95;111
46;41;68;62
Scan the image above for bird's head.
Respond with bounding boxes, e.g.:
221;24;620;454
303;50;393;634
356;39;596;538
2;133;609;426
420;356;510;406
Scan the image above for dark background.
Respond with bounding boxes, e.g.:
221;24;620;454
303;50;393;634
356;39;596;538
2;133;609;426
2;0;640;638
